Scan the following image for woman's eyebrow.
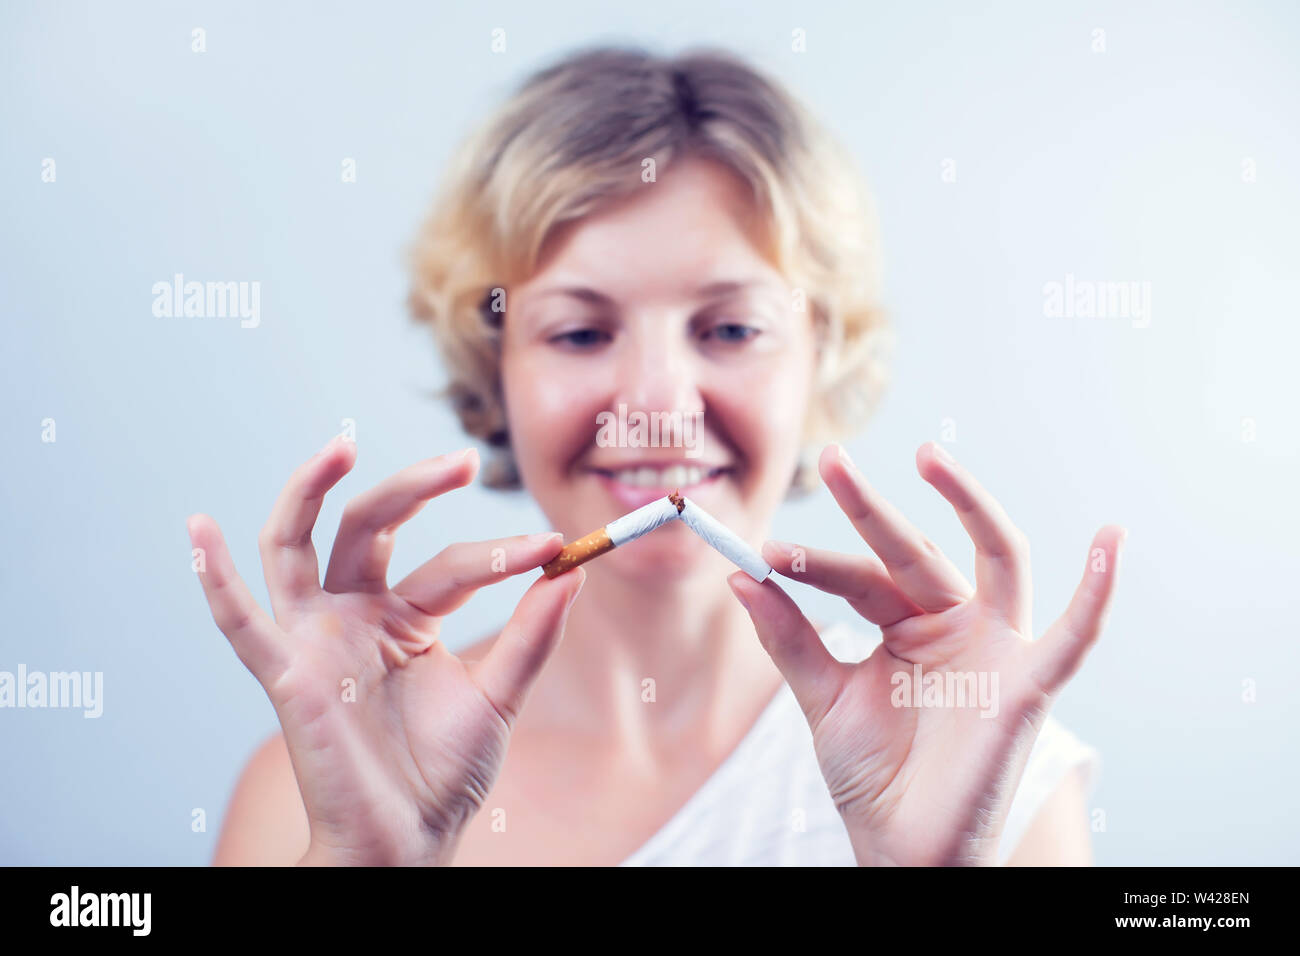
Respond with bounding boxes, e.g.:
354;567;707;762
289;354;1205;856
516;286;611;326
532;286;614;307
694;278;768;299
525;277;780;312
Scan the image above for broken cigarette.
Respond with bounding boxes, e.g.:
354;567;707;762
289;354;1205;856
541;490;771;583
542;494;684;578
678;497;772;583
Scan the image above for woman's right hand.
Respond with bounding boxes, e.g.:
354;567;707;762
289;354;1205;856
186;436;582;866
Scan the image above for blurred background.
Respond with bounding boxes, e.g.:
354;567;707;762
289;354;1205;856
1;0;1296;865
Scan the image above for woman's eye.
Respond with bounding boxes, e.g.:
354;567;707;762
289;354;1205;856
550;328;609;348
702;322;760;343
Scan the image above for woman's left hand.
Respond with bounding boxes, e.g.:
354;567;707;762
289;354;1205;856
728;442;1124;866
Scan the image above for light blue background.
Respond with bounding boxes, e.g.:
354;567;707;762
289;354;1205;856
2;0;1297;865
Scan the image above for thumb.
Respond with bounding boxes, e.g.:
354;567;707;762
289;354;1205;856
1032;525;1126;695
728;572;847;729
472;567;585;727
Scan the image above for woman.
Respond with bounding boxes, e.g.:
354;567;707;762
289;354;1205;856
188;46;1123;866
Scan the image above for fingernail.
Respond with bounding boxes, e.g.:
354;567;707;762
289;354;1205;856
439;446;474;464
1118;528;1129;552
766;540;794;557
566;569;586;608
932;442;956;465
528;531;563;546
729;577;752;611
837;444;863;481
314;435;338;458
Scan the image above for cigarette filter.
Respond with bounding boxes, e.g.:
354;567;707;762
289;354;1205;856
678;498;771;583
542;495;682;578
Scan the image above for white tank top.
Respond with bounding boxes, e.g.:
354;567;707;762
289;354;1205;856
620;618;1101;865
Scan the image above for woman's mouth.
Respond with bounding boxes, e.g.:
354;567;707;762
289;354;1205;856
587;464;732;510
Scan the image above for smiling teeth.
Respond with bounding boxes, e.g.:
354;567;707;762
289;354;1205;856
613;465;708;487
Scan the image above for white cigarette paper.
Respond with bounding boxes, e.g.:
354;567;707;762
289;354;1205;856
543;495;686;578
606;496;683;546
678;498;771;582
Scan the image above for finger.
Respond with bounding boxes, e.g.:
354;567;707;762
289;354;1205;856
1032;526;1127;695
915;442;1032;631
470;569;585;727
393;532;565;616
323;448;479;593
728;571;849;731
819;444;974;612
762;540;924;628
188;513;292;688
258;435;357;618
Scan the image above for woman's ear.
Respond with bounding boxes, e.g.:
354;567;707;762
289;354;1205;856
787;446;820;499
482;446;521;490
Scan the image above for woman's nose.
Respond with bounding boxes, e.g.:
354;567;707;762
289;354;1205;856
613;322;704;421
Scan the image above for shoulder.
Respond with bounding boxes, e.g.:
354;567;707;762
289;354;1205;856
212;731;310;866
993;709;1101;864
1003;765;1093;865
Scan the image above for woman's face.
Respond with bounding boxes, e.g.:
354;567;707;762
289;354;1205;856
501;156;817;583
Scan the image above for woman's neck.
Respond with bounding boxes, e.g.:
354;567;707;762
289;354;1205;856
518;548;788;763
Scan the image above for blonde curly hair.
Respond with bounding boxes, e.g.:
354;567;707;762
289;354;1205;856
406;44;892;494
